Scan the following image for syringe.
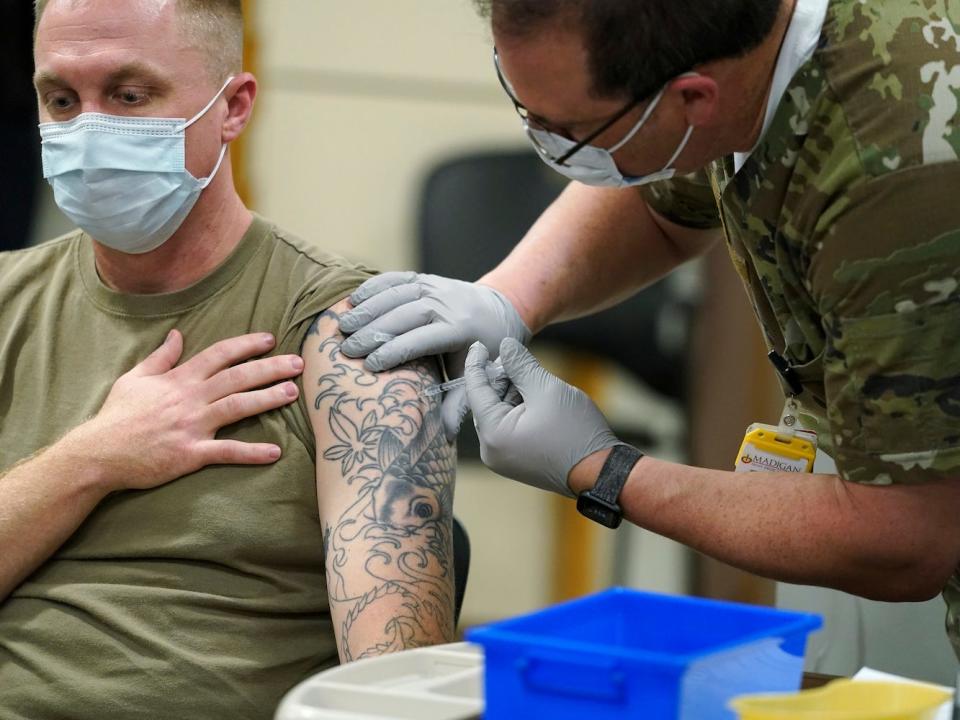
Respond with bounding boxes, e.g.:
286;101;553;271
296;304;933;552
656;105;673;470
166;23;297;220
420;360;506;398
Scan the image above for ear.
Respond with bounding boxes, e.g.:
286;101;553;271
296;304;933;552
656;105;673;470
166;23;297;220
672;74;720;129
222;72;258;144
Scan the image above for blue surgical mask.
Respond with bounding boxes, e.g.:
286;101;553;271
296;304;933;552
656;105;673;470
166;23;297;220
39;76;234;255
520;74;698;189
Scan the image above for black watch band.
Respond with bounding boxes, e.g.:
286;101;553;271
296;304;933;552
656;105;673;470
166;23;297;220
576;444;643;529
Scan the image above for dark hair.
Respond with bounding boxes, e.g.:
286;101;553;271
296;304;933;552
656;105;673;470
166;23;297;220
475;0;783;101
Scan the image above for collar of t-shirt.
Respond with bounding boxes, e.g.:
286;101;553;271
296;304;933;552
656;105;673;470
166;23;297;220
733;0;830;175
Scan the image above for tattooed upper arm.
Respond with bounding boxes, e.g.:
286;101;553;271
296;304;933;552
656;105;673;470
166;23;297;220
303;299;456;662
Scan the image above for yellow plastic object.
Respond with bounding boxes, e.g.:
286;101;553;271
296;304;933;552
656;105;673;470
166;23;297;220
730;679;951;720
735;424;817;474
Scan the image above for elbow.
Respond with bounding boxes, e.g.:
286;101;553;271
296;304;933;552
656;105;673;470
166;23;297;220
852;555;955;603
835;490;960;603
903;557;956;601
872;577;945;603
661;223;721;265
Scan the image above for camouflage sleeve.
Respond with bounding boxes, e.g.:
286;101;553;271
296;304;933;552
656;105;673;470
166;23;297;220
638;168;723;230
812;163;960;485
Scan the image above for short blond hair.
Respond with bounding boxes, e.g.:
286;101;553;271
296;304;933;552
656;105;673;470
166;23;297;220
34;0;243;82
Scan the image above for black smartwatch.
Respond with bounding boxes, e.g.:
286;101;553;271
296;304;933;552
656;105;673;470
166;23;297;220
576;444;643;529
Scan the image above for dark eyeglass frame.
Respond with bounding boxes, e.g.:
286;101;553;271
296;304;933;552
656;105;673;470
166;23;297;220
493;47;641;166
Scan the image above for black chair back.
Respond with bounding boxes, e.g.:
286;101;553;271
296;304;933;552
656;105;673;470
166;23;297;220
417;150;693;409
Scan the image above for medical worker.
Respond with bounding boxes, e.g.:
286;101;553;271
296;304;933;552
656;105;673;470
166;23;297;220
338;0;960;656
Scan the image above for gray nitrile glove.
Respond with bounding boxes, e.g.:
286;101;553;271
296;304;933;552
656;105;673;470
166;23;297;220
464;338;619;497
338;272;531;441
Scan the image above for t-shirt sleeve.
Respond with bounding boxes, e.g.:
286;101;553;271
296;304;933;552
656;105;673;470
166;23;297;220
276;259;377;459
279;263;376;359
638;169;723;230
811;163;960;485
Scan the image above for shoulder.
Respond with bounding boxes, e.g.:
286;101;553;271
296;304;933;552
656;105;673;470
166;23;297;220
258;216;378;279
0;231;82;298
249;217;378;355
791;1;960;313
251;215;378;306
817;0;960;177
639;170;722;230
301;299;449;492
302;299;445;438
302;299;442;388
0;231;80;271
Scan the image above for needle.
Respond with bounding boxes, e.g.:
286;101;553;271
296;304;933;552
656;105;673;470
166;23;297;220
420;360;506;398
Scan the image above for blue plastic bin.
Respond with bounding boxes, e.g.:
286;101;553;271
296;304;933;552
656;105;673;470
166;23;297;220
467;588;822;720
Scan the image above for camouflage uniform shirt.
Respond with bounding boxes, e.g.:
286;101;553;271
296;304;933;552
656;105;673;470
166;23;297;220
642;0;960;655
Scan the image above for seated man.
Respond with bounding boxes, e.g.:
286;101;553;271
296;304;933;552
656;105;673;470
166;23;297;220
0;0;456;718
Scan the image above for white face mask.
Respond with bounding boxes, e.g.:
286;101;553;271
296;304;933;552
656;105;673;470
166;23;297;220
39;76;234;255
525;83;695;189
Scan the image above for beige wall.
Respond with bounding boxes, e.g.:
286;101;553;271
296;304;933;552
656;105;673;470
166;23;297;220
248;0;526;271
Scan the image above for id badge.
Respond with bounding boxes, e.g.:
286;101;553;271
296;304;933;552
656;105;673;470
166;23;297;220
734;398;818;474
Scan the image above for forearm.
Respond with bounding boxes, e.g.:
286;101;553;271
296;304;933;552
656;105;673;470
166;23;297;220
0;427;112;600
480;183;719;333
323;506;455;663
570;453;958;601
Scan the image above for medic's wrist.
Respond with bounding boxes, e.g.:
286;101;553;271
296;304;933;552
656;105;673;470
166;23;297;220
568;447;616;494
476;276;545;335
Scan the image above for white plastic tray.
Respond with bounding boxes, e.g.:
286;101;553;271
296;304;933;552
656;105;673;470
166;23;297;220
274;642;483;720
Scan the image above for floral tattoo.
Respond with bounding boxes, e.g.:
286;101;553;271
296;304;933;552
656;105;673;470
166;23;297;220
306;309;456;661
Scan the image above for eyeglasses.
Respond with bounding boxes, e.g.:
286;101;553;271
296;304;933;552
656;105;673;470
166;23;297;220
493;47;641;166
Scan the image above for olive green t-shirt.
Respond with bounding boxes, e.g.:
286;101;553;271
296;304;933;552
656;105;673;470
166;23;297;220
0;215;372;719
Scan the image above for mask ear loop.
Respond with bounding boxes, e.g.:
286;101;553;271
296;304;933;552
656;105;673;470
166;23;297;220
662;72;699;171
613;71;699;158
198;144;229;188
177;76;236;132
661;125;694;171
608;85;666;154
178;76;236;186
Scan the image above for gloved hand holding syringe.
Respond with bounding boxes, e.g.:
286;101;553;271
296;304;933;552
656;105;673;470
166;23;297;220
420;359;507;398
358;330;506;399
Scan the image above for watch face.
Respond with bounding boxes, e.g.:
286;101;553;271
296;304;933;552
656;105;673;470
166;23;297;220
576;495;622;529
